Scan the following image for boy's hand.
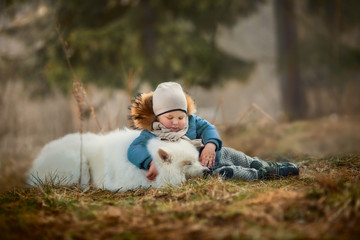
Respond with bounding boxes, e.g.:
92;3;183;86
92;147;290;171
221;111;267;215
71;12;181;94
146;161;158;181
200;143;216;168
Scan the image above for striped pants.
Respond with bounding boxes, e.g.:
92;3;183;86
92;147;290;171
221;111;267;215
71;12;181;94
213;147;268;181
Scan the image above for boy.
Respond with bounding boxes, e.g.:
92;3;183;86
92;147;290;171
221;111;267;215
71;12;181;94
128;82;299;181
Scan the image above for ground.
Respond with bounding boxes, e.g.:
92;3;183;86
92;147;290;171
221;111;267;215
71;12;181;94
0;117;359;240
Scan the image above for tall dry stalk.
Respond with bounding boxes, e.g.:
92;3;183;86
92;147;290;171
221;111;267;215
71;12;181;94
113;65;141;129
55;23;104;186
212;97;226;125
55;24;103;134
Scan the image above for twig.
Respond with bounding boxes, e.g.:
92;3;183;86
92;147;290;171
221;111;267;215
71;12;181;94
220;98;226;125
237;103;277;124
54;23;104;134
252;103;277;123
212;97;225;124
114;66;141;129
127;68;133;105
237;104;254;124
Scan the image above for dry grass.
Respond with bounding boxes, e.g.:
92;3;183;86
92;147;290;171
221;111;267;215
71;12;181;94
221;115;360;158
1;154;359;240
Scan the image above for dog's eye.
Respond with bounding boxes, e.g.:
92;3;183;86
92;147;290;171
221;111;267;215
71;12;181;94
183;161;192;166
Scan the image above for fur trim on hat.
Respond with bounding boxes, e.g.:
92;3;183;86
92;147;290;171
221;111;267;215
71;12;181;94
129;91;196;131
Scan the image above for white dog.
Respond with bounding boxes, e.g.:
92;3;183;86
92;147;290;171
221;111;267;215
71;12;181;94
27;128;209;192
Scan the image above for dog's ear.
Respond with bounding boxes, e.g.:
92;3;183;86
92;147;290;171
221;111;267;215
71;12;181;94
158;148;172;164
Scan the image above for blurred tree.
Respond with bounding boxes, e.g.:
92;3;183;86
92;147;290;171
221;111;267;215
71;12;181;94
302;0;360;115
273;0;360;119
274;0;306;120
42;0;265;92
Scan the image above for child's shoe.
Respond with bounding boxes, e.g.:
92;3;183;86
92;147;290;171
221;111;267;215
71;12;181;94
267;161;299;177
257;167;278;180
257;162;299;180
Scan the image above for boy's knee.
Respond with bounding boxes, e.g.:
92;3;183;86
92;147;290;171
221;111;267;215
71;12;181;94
250;160;264;170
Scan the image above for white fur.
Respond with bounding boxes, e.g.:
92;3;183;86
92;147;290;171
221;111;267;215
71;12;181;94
27;128;207;192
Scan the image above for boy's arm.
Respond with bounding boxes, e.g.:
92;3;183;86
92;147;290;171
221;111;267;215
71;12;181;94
127;131;154;170
194;115;223;151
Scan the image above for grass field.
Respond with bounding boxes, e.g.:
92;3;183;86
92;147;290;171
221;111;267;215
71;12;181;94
1;154;359;240
1;82;359;239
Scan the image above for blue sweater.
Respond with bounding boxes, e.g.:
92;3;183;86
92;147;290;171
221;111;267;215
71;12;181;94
127;115;223;169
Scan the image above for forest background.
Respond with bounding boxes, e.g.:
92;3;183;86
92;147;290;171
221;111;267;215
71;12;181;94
0;0;360;239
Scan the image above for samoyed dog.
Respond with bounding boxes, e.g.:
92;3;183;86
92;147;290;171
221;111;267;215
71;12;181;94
27;129;209;192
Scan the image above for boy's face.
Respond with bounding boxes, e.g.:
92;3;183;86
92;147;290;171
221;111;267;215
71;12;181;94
157;111;187;132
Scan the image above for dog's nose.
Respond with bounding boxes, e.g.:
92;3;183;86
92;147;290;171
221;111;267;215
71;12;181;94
202;168;211;178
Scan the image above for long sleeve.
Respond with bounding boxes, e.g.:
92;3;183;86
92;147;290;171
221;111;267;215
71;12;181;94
127;130;156;169
186;115;223;151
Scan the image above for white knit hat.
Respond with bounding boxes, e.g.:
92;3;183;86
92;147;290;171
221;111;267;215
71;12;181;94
153;82;187;116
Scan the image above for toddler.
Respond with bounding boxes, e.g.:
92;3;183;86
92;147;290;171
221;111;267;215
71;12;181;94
128;82;299;181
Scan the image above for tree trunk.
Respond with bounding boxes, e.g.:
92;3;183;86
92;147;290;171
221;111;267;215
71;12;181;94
273;0;307;120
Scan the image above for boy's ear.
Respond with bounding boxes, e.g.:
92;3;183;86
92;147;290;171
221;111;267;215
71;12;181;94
158;148;172;164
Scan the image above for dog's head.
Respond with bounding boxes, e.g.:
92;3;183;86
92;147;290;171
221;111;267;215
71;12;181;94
147;138;208;186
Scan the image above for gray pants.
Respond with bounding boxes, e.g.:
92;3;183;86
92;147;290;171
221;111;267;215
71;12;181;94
213;147;268;181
